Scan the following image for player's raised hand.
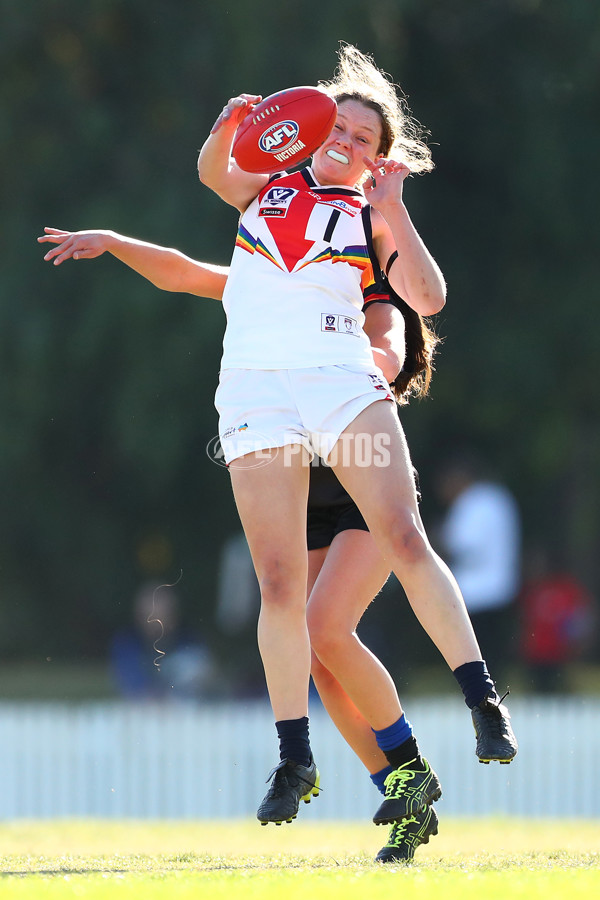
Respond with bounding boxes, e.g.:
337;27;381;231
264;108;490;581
37;227;114;265
362;156;411;210
210;94;262;134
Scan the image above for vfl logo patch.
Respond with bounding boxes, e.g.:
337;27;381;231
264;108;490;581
259;121;300;153
259;186;298;218
321;314;359;336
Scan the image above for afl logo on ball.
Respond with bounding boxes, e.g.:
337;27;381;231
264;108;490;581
259;120;300;153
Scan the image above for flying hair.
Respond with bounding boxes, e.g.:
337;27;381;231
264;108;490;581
319;43;434;174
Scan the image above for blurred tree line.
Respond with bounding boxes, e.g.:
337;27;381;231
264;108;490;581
1;0;599;673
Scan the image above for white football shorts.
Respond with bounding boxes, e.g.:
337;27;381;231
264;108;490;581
215;362;394;465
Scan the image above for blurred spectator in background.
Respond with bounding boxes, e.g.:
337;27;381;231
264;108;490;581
519;547;597;693
110;581;218;700
435;449;521;684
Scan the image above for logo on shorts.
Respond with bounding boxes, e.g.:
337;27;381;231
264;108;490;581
223;423;249;439
321;313;359;336
206;429;280;470
369;373;390;392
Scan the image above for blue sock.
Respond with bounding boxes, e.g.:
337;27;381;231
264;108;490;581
275;716;311;767
370;765;393;796
373;714;422;769
453;660;496;708
373;714;413;752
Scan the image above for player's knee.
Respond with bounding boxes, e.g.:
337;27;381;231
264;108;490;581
258;560;303;610
383;511;430;567
308;610;346;666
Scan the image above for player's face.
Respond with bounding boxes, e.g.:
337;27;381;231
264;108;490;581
312;100;383;186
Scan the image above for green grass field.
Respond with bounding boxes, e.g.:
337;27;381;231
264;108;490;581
0;818;598;899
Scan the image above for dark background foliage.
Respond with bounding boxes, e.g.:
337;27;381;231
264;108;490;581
1;0;599;681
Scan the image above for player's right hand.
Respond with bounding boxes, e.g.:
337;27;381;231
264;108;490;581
210;94;262;134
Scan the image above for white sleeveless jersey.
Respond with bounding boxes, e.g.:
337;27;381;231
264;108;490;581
220;167;381;370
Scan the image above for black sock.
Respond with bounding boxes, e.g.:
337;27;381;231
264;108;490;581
275;716;311;767
383;735;423;771
453;660;496;708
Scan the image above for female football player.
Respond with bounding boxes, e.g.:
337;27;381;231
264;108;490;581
38;219;513;859
39;42;516;848
38;223;439;859
197;42;516;829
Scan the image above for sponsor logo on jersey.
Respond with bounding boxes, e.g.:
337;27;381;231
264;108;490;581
259;120;301;153
322;199;361;216
321;313;359;336
305;192;361;217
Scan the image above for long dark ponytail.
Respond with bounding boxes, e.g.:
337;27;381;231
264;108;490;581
387;287;440;405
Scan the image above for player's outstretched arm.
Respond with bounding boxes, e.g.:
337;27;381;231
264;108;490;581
37;227;228;300
198;94;269;212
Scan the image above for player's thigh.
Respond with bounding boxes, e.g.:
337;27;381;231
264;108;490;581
229;446;310;585
329;400;424;537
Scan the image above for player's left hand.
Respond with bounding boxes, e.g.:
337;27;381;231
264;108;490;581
362;156;410;210
37;227;111;265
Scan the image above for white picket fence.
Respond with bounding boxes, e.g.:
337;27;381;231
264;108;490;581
1;696;599;819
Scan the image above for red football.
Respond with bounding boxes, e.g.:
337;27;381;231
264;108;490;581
232;86;337;175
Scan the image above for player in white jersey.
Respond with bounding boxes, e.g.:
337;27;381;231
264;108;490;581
217;164;399;462
39;220;514;857
38;222;439;858
199;45;516;828
39;44;516;840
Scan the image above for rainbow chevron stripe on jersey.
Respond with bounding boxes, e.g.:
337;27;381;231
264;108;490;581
220;167;380;370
